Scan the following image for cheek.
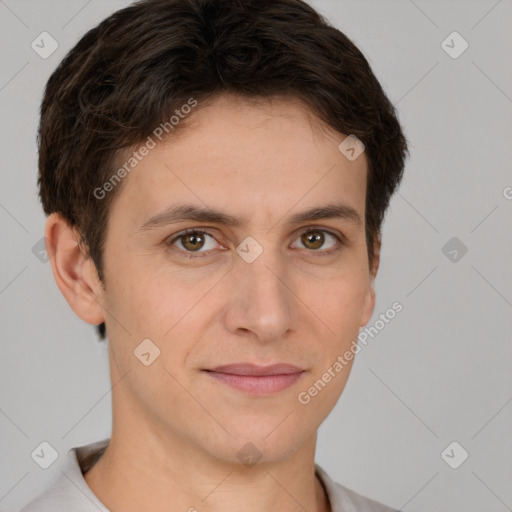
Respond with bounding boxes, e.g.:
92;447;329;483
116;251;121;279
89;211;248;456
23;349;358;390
101;252;165;341
304;268;369;331
299;270;369;383
112;257;222;343
127;275;193;337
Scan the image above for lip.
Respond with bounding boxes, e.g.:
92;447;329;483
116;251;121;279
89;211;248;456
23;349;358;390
208;363;304;376
203;363;305;395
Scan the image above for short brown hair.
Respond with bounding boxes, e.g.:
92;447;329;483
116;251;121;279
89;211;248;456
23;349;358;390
38;0;409;340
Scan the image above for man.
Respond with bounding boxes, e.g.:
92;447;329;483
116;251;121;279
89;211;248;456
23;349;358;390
21;0;409;510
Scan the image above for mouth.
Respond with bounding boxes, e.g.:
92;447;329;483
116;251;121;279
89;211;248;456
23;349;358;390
202;363;305;395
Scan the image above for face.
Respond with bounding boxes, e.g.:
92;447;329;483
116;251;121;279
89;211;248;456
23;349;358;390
95;93;378;464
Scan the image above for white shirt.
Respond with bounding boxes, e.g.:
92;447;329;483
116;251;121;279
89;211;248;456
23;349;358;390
19;438;398;512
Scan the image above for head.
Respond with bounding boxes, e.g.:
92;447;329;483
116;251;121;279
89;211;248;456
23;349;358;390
39;0;408;463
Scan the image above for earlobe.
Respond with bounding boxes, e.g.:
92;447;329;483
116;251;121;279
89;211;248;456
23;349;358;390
45;213;105;326
360;286;376;328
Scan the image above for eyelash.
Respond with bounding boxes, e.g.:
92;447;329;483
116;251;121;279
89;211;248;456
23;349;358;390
165;227;345;259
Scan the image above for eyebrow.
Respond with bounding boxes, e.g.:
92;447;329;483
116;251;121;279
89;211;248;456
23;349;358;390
138;201;362;232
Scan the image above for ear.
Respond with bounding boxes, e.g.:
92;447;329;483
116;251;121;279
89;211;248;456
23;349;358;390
45;212;105;326
360;233;381;327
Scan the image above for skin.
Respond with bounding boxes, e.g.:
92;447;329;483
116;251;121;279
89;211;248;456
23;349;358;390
45;93;380;512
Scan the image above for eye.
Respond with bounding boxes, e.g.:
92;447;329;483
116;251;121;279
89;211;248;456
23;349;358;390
166;229;223;258
291;228;344;256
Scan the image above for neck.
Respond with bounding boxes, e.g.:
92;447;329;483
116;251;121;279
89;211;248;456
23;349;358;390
84;422;330;512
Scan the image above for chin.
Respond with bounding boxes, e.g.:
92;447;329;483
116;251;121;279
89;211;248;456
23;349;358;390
200;423;310;467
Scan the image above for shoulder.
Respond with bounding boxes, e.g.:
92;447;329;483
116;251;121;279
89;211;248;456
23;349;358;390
315;463;399;512
19;439;110;512
18;475;91;512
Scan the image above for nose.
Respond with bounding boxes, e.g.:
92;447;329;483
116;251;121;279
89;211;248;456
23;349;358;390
222;247;294;345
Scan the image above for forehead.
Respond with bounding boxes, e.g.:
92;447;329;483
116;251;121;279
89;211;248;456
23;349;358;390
109;94;368;230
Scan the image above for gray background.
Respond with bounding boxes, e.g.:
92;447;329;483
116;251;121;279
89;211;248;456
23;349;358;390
1;0;511;510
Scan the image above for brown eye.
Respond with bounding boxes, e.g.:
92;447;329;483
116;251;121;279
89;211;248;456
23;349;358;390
181;232;206;251
292;228;344;256
301;230;325;250
166;229;221;258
